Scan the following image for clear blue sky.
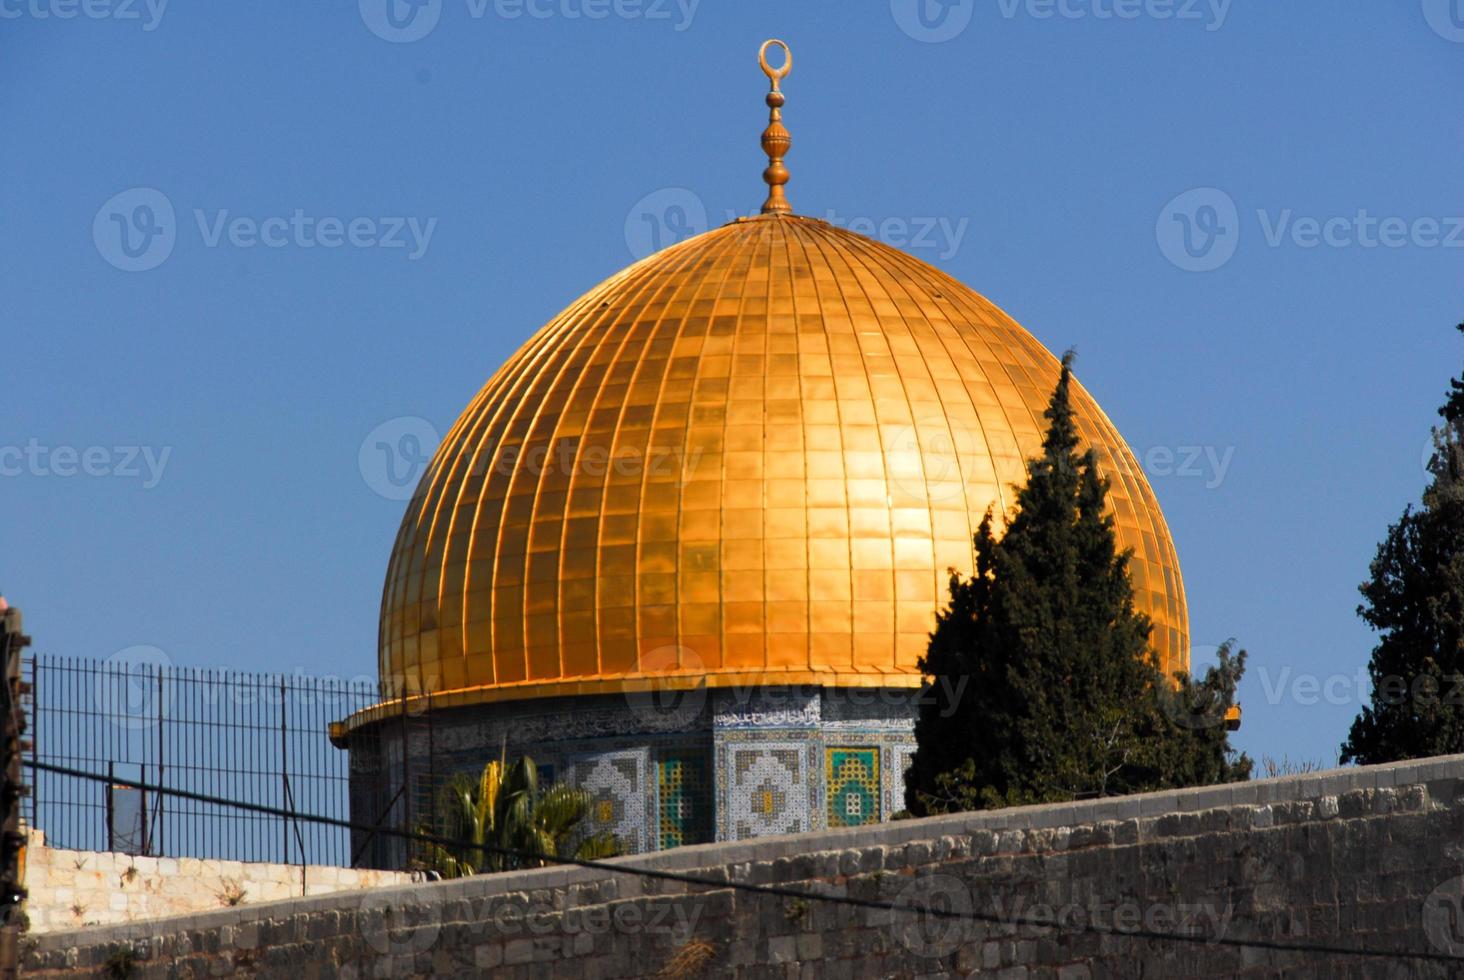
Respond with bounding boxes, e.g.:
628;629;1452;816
4;1;1461;768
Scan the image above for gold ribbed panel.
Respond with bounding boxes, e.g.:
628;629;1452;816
380;215;1188;703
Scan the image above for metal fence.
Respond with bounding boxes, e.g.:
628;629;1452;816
25;654;383;868
344;693;443;872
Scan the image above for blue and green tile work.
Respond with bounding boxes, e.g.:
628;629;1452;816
826;747;880;828
657;751;713;849
355;688;920;866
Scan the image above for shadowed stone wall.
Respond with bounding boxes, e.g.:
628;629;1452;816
22;756;1464;978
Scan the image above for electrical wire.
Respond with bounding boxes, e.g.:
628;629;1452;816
23;759;1462;966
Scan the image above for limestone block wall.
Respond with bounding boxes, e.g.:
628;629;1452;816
22;755;1464;978
21;831;412;933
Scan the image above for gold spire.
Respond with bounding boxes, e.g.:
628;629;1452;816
758;39;793;215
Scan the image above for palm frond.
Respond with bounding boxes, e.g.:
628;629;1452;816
419;751;614;876
533;784;591;836
573;832;622;862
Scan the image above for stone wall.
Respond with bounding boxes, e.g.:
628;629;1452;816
23;756;1464;978
21;831;412;934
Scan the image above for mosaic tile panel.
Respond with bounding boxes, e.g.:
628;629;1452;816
567;749;648;853
826;747;880;828
821;688;920;731
890;743;918;816
386;688;922;857
727;741;810;840
712;688;821;730
657;751;713;849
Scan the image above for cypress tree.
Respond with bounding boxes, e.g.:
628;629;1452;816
906;352;1249;814
1341;322;1464;764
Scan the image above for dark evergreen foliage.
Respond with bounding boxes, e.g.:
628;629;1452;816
906;352;1250;814
1342;322;1464;764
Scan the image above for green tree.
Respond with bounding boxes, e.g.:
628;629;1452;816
1342;322;1464;764
421;753;619;878
905;352;1249;815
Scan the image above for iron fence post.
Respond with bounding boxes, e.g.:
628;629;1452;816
426;690;435;840
155;667;164;857
398;686;411;869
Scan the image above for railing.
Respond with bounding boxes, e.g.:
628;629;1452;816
25;654;383;868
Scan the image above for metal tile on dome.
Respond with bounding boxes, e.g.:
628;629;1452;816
379;216;1188;703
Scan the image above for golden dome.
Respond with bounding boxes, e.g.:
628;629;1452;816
379;213;1189;706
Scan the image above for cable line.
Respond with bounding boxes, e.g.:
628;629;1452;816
24;760;1460;966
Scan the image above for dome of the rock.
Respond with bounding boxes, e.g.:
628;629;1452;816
378;212;1188;707
342;40;1192;862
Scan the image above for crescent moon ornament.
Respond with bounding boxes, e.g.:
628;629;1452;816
757;40;793;215
759;38;792;87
